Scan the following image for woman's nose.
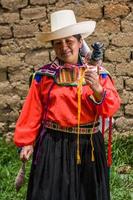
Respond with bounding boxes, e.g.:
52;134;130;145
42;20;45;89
61;41;68;50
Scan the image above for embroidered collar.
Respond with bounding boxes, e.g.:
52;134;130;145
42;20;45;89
34;58;110;86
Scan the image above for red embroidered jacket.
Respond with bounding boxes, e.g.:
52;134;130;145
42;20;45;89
14;64;121;147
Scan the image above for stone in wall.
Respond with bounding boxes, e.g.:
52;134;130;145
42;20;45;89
88;0;131;2
0;71;7;82
15;38;51;50
0;82;13;95
30;0;56;5
125;104;133;116
122;13;133;32
0;13;19;24
0;26;12;39
125;78;133;90
122;20;133;33
9;123;16;132
9;110;20;122
47;3;73;18
114;76;124;91
0;95;20;109
104;3;130;18
55;1;103;21
102;62;115;74
13;24;38;38
21;7;47;20
128;92;133;104
86;33;109;49
51;2;103;20
0;110;20;122
115;117;133;132
105;48;130;62
39;21;50;32
116;62;133;76
4;132;14;143
119;90;130;104
1;0;28;11
0;123;5;136
0;55;22;69
11;82;29;98
114;106;124;118
25;50;50;66
8;68;31;83
7;95;21;109
1;39;21;54
0;95;20;122
111;33;133;47
73;3;103;19
96;19;120;33
1;38;51;54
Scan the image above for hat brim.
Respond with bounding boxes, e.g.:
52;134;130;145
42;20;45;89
36;21;96;43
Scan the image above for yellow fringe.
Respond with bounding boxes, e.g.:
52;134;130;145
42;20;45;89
77;68;84;164
90;113;98;162
77;67;98;164
90;132;95;161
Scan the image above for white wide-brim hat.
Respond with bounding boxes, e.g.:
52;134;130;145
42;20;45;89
36;10;96;43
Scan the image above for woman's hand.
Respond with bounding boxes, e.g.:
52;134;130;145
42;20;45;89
20;145;33;162
84;65;103;100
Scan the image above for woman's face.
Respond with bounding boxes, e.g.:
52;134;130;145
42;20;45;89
52;36;83;64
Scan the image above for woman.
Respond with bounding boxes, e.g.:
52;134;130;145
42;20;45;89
14;10;120;200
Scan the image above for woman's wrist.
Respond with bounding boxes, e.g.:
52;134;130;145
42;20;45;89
93;85;104;101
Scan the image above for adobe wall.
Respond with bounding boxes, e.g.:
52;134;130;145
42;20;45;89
0;0;133;141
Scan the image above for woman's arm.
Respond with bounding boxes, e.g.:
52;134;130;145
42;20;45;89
84;67;121;117
14;78;43;147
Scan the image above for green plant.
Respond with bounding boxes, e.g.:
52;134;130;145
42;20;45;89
0;137;30;200
110;135;133;200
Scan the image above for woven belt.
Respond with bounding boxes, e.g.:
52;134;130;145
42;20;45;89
44;121;99;134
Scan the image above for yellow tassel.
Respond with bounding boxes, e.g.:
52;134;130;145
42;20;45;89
77;149;81;164
90;113;98;162
77;67;98;164
90;134;95;162
77;68;84;165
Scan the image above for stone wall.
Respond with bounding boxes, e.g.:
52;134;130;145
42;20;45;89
0;0;133;140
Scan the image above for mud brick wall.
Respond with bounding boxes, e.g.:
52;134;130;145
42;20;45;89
0;0;133;141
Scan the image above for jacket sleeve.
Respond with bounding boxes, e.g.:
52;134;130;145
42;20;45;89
14;79;43;147
88;75;121;117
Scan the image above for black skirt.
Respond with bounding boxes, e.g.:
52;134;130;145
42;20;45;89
26;129;110;200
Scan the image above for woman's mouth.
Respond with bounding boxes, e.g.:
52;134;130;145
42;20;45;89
62;51;72;57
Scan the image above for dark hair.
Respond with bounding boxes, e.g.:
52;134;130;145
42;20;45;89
73;34;82;41
51;34;82;46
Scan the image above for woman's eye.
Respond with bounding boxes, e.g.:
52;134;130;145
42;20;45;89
54;41;61;46
66;40;73;45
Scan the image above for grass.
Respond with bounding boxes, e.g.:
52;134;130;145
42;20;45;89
110;134;133;200
0;138;31;200
0;134;133;200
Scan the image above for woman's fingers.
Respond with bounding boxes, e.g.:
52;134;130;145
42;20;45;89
84;71;99;84
20;145;33;161
84;67;103;94
84;71;98;79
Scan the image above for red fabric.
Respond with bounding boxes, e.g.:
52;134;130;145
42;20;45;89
107;117;113;167
102;117;105;137
14;74;121;147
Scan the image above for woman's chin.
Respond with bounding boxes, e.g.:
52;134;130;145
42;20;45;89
63;57;77;64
